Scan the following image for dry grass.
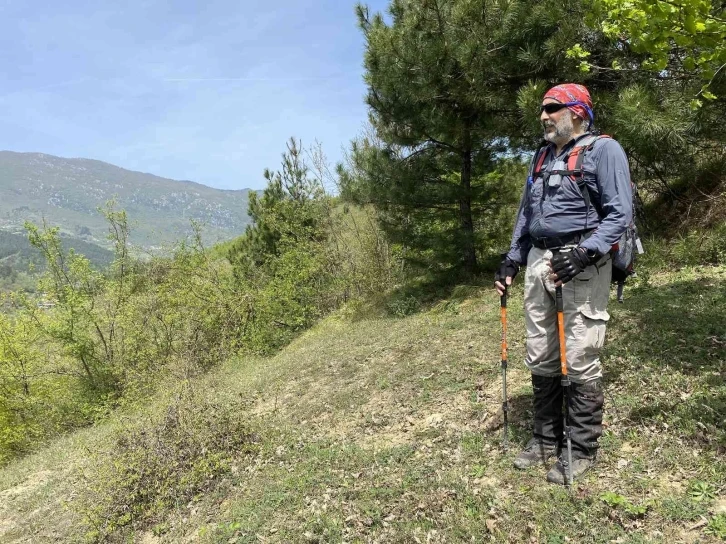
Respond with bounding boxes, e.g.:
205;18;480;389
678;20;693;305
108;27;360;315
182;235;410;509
1;266;724;543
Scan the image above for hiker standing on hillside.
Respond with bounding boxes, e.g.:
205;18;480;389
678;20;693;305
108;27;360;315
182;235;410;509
494;84;632;484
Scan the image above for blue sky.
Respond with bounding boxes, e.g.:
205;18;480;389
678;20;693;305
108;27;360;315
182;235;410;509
0;0;389;190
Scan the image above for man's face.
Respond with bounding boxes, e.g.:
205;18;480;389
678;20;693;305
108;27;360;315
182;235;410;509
540;98;576;144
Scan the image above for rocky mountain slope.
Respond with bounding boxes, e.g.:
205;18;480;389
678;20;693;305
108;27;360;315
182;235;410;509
0;151;254;249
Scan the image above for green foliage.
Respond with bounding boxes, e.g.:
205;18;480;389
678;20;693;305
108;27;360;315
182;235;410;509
0;137;400;464
603;83;725;223
659;495;708;522
706;514;726;539
229;139;399;353
582;0;726;101
563;2;726;236
638;225;726;271
688;480;717;502
349;0;554;273
29;203;248;390
346;0;656;273
0;229;113;292
0;203;252;464
228;138;333;352
0;307;95;463
599;491;650;518
0;311;50;462
2;261;726;542
76;388;258;541
385;294;420;317
473;159;528;260
24;216;117;393
329;204;401;302
230;138;325;271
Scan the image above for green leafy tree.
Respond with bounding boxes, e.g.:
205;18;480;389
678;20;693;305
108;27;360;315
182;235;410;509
229;138;335;352
578;0;726;104
345;0;635;274
0;311;44;461
0;304;90;463
25;220;112;390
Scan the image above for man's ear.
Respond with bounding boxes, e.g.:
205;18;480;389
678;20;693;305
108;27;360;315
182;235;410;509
574;114;588;130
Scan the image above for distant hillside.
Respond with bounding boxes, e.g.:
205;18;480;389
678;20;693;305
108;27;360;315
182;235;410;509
0;229;115;292
0;230;114;270
0;151;254;249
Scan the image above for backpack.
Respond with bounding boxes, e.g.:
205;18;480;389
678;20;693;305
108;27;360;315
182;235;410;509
531;134;644;302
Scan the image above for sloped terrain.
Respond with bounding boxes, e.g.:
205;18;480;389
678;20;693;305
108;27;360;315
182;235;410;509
0;151;253;249
1;267;724;543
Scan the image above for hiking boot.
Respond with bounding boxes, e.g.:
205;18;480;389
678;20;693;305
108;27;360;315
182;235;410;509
513;438;558;469
546;455;595;485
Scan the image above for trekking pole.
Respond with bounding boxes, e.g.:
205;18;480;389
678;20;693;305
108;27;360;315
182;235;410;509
500;286;509;450
555;283;574;487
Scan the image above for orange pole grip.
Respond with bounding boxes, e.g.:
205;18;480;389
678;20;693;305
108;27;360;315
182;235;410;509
555;285;568;377
557;311;567;376
500;306;508;361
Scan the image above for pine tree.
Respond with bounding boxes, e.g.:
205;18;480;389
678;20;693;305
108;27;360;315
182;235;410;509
229;138;325;276
345;0;629;274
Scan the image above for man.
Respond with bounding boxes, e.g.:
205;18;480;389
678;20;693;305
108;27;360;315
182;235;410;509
494;83;632;484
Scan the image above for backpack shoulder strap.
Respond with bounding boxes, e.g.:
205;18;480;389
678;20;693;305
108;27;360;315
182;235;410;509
572;134;610;172
530;142;549;178
569;134;610;214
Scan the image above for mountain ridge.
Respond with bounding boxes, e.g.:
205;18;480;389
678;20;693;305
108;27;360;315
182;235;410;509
0;150;255;249
10;152;246;194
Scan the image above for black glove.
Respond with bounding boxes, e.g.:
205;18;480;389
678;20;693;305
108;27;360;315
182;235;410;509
495;256;520;286
550;247;598;285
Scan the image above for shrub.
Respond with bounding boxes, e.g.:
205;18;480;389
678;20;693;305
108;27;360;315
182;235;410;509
76;389;259;541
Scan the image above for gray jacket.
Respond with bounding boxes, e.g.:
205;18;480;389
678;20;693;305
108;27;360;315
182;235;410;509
506;134;633;264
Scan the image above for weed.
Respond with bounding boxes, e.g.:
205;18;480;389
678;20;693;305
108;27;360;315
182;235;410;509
705;514;726;540
689;480;718;502
600;491;649;518
469;464;487;478
659;496;708;521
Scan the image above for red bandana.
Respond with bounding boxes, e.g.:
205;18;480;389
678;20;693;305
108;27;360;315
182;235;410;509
543;84;593;121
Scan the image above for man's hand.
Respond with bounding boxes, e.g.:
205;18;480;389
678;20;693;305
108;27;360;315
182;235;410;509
549;247;597;286
495;256;520;296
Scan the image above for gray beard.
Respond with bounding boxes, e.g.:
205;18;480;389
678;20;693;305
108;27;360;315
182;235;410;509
543;120;574;145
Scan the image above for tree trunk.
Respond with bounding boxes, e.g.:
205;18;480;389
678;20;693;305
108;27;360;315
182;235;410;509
459;128;477;274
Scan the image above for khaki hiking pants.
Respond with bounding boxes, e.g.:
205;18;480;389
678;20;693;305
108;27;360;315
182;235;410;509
524;247;612;384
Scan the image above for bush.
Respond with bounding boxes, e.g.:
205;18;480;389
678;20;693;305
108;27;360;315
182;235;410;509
76;389;259;541
639;224;726;271
385;294;421;317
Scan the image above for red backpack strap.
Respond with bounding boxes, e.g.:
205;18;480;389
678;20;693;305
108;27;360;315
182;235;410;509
567;146;585;172
534;147;548;176
571;134;610;174
547;134;604;178
531;142;549;178
569;134;611;214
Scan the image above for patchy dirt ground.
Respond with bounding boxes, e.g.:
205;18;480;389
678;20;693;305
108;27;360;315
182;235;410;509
1;270;724;543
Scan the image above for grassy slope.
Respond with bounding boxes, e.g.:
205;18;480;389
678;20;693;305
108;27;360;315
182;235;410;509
1;266;724;543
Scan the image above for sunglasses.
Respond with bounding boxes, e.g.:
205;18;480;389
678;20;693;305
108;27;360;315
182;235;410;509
540;102;570;114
